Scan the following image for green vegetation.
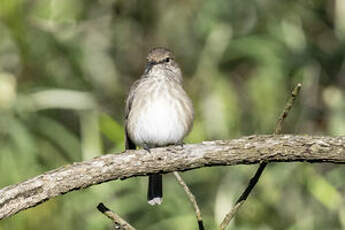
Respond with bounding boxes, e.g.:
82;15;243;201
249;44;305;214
0;0;344;229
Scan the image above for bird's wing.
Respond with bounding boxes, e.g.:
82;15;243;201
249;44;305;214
125;127;136;150
124;79;142;150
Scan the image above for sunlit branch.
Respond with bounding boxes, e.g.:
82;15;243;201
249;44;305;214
1;134;345;221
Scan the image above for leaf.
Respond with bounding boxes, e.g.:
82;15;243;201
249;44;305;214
306;167;342;211
99;113;124;145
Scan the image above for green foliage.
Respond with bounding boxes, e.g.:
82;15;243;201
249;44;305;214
0;0;344;229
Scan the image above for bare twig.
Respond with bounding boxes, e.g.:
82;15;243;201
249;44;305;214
274;83;302;135
219;163;266;230
97;203;136;230
220;83;302;229
2;134;345;221
173;172;205;230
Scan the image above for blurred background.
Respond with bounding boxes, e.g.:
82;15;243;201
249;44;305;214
0;0;345;229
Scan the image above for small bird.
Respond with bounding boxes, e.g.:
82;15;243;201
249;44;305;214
125;47;194;205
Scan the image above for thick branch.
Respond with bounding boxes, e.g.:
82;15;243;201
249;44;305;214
1;135;345;220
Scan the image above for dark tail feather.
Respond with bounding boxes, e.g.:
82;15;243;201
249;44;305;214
147;174;163;205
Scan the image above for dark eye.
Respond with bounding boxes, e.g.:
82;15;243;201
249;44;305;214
164;58;170;62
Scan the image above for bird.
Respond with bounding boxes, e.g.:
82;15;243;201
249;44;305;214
124;47;194;205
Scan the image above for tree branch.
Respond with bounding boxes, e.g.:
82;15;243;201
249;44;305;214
274;83;302;135
1;134;345;220
173;172;204;230
97;203;136;230
219;83;302;229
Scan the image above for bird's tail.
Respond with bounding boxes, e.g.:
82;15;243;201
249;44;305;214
147;174;163;205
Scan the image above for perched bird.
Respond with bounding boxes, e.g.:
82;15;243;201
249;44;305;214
125;47;194;205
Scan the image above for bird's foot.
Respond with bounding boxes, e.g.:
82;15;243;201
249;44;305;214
174;142;185;150
143;144;151;153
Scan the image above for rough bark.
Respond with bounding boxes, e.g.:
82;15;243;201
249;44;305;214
0;134;344;220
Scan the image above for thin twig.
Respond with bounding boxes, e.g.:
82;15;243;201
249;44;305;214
274;83;302;135
97;203;136;230
219;83;302;230
219;163;266;230
173;172;205;230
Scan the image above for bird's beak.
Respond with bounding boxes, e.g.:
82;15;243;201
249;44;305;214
144;62;155;74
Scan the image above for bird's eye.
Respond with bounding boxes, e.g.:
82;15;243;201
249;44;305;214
164;58;170;62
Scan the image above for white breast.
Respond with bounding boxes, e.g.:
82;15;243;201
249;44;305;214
127;78;193;147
